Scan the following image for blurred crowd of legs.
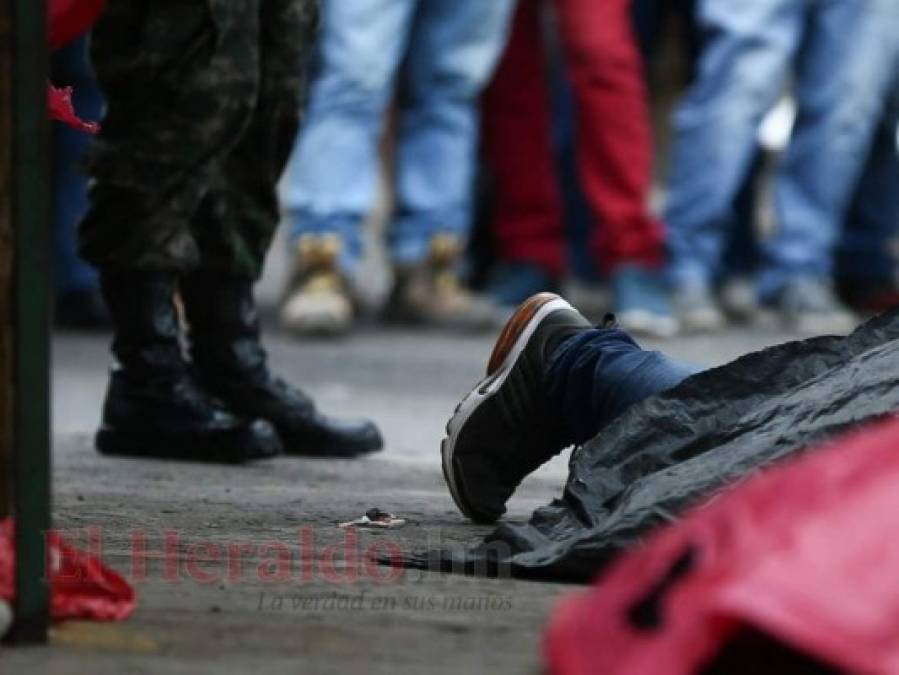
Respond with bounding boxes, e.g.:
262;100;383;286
55;0;899;338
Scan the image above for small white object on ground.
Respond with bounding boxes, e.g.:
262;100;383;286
339;508;406;529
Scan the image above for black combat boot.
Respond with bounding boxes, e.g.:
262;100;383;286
180;273;383;458
96;270;282;463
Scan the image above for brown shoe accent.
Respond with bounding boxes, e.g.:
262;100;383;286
486;293;563;375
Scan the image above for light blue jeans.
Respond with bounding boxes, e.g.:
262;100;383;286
282;0;514;271
665;0;899;299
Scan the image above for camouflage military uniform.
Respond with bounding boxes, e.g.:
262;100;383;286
80;0;318;279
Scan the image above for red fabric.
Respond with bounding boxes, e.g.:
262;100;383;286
48;0;105;133
482;0;565;277
482;0;663;277
48;0;105;51
0;518;135;622
544;416;899;675
48;84;100;134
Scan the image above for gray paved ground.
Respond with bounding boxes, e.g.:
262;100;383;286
4;314;814;674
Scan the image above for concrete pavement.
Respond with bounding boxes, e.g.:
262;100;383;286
5;321;806;674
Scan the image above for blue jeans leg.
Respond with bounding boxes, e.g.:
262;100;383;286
837;80;899;285
53;37;104;295
281;0;418;272
390;0;515;264
665;0;802;288
545;328;702;446
759;0;899;298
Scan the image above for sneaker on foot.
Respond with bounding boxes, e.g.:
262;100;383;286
280;235;353;336
771;277;858;335
718;276;761;324
672;281;726;333
612;265;678;338
388;234;498;331
442;293;590;523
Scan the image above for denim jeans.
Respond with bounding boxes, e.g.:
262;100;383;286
665;0;899;299
52;37;104;295
545;328;701;446
282;0;514;271
837;77;899;285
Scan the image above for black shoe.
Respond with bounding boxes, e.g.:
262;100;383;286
180;273;383;458
442;293;590;523
97;368;282;463
96;270;282;463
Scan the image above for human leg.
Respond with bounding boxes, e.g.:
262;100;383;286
545;324;699;447
189;0;317;280
392;0;515;263
181;0;383;457
180;274;384;457
759;0;899;330
52;36;107;328
280;0;416;271
837;82;899;312
442;293;699;522
83;0;283;462
665;0;802;330
556;0;663;273
386;0;515;329
80;0;259;272
555;0;674;336
279;0;416;333
481;0;566;283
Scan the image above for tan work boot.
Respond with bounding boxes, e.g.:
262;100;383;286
280;234;353;336
386;234;498;331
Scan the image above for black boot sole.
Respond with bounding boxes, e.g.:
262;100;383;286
96;421;283;464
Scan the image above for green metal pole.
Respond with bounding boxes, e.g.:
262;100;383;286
8;0;52;645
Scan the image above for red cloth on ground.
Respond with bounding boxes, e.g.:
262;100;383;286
544;416;899;675
481;0;663;277
0;518;135;622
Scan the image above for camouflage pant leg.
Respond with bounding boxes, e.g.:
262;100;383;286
190;0;318;279
80;0;316;278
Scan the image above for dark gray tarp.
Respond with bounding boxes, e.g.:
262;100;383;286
393;309;899;582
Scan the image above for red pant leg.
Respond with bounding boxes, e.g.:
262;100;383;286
481;0;565;278
555;0;664;273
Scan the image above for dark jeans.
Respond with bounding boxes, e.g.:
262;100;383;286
52;37;103;296
546;328;701;445
837;80;899;286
